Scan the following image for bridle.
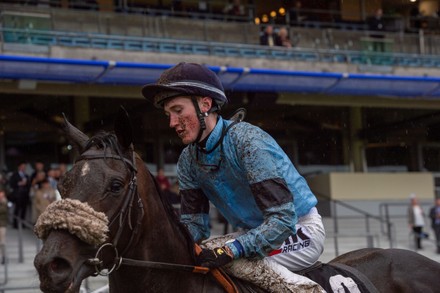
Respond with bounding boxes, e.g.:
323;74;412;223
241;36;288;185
75;148;209;276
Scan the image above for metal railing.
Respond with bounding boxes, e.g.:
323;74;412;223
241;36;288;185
315;192;396;257
2;28;440;70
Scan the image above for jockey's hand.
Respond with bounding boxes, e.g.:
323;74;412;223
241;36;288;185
197;246;234;268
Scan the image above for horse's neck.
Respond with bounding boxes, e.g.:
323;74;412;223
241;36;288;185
136;174;194;264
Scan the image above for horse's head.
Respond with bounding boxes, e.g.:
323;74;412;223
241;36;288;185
34;108;146;293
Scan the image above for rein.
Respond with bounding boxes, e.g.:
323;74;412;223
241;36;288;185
76;149;210;276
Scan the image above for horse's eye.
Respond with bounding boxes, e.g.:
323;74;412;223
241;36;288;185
110;181;123;193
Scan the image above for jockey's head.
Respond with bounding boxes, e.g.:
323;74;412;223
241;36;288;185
142;62;228;144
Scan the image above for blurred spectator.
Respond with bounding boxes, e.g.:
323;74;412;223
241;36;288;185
410;6;421;30
47;168;58;190
29;170;46;224
429;198;440;254
408;193;426;250
8;161;30;229
30;161;45;185
57;163;68;179
290;1;306;26
275;27;292;48
31;170;46;191
34;179;57;223
155;168;180;209
367;8;386;52
0;170;7;191
260;25;276;47
223;0;245;17
0;189;7;264
156;168;171;192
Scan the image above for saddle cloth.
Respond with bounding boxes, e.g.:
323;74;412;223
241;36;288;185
299;262;379;293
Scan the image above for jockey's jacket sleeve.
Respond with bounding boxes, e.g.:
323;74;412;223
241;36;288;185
178;162;211;243
177;117;317;259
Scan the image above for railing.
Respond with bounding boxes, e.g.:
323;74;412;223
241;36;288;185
2;28;440;70
315;193;396;256
10;215;40;264
0;216;41;292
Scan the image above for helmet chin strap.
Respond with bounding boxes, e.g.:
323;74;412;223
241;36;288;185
191;96;208;144
191;96;221;144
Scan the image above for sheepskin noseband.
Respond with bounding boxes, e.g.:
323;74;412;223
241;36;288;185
34;198;109;246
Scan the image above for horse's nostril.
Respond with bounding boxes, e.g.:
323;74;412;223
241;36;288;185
49;257;71;274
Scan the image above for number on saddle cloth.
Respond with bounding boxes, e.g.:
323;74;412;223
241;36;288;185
300;262;379;293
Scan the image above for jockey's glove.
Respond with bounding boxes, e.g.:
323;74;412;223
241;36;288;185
197;246;234;268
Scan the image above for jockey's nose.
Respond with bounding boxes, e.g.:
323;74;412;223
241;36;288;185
169;113;179;128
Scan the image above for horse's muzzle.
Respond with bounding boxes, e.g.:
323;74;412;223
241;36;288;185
34;230;95;293
34;252;74;293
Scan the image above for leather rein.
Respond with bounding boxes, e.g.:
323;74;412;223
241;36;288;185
75;149;209;276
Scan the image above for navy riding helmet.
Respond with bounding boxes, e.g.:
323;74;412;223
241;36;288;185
141;62;228;111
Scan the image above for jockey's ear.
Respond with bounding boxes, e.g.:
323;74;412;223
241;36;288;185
62;112;89;153
199;96;213;113
114;106;133;151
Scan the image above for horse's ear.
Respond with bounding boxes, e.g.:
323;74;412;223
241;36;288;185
114;106;133;151
62;113;89;152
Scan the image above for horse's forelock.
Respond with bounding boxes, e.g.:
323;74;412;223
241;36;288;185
85;131;119;152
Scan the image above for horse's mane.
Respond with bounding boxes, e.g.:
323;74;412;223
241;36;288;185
151;177;197;262
84;131;197;262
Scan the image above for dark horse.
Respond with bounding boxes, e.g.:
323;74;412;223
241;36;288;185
34;110;440;293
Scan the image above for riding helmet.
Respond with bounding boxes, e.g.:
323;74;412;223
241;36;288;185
142;62;228;109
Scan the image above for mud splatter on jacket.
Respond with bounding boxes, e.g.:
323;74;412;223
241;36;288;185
178;116;317;258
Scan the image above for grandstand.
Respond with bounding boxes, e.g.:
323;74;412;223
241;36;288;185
1;1;440;198
0;2;440;289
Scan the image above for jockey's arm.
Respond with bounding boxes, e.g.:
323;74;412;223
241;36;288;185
179;188;211;243
228;182;297;259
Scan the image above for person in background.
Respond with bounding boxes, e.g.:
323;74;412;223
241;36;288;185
0;189;7;264
156;168;171;192
30;161;45;186
9;162;30;229
367;8;386;52
223;0;245;17
46;168;58;190
34;179;57;222
29;170;46;224
429;198;440;254
408;193;426;250
57;163;68;179
275;27;292;48
260;25;276;47
289;1;306;26
142;62;325;288
156;168;180;211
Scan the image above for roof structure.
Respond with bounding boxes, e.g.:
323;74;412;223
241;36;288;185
1;54;440;98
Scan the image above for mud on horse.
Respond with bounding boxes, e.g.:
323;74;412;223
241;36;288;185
34;109;440;293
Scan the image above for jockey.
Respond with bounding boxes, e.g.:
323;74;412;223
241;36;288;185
142;62;326;273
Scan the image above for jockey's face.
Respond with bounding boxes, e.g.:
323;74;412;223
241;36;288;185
164;96;211;145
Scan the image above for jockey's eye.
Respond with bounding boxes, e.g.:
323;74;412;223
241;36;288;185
109;180;124;194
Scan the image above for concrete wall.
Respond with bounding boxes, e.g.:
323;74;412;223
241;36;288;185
308;172;435;200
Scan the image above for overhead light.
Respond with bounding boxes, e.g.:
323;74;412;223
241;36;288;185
254;17;261;24
262;14;269;23
279;7;286;16
270;10;277;18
